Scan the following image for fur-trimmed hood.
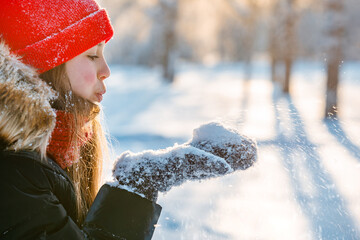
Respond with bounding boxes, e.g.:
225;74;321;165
0;42;56;157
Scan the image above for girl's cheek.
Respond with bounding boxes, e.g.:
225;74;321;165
80;69;97;85
83;73;95;84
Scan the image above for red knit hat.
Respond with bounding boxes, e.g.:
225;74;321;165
0;0;114;73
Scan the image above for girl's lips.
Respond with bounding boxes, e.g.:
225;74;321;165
96;93;103;102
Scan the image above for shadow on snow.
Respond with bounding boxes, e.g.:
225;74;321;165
268;87;360;239
325;119;360;161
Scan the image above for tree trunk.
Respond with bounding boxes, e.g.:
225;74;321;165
324;0;344;119
271;57;277;82
283;0;296;94
268;1;281;84
325;61;339;118
160;0;178;83
283;57;292;93
162;31;176;82
223;0;259;81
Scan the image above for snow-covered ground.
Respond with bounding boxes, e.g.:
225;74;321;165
102;60;360;240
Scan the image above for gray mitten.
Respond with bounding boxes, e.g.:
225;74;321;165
112;122;257;201
113;144;232;201
189;122;257;170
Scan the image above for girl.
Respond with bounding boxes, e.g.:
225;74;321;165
0;0;161;239
0;0;257;239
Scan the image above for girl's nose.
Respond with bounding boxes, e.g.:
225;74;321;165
98;60;110;81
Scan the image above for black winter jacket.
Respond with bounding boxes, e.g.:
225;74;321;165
0;150;162;239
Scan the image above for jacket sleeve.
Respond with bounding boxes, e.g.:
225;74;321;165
0;152;162;240
83;185;162;240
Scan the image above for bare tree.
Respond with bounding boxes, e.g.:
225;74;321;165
268;0;283;84
159;0;178;83
268;0;298;93
223;0;260;80
146;0;179;83
324;0;345;119
242;1;259;80
283;0;297;93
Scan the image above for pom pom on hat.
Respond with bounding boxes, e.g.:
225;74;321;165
0;0;114;73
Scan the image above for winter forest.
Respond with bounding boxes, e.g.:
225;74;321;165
97;0;360;239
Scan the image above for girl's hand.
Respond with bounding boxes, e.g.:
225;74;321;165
111;122;257;201
189;122;257;171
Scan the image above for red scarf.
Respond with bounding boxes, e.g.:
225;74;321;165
47;111;92;169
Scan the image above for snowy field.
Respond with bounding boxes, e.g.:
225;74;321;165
102;60;360;240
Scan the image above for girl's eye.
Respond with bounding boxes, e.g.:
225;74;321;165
88;55;99;61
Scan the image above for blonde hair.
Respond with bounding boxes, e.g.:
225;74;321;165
40;64;109;225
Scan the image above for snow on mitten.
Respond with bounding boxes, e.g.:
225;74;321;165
188;122;257;170
112;144;232;201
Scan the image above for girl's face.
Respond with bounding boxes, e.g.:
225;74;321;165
65;41;110;103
